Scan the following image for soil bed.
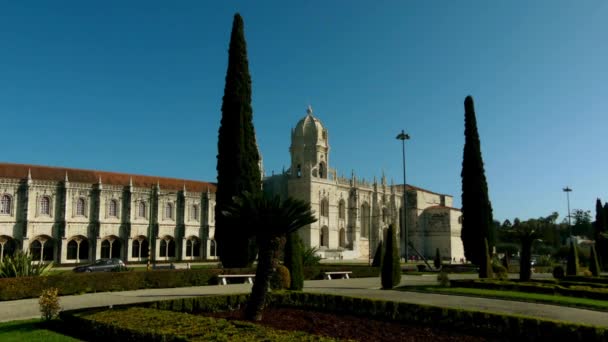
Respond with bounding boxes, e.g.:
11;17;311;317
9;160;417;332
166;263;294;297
203;307;498;341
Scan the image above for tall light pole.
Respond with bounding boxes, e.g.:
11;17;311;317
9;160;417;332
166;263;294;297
396;130;410;262
563;186;573;238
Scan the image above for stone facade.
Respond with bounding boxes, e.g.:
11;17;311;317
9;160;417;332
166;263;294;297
0;165;217;264
264;107;465;262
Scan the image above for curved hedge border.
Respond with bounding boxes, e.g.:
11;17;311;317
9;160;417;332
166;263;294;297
450;279;608;301
0;265;379;301
60;292;608;342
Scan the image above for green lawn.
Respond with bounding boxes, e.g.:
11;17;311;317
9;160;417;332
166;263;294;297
0;319;79;342
399;286;608;311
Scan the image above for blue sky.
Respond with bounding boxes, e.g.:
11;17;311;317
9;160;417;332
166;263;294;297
1;1;606;222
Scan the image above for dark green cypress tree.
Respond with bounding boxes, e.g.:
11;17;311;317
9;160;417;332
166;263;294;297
434;247;442;270
589;244;600;277
595;199;607;270
566;240;579;276
381;224;401;289
215;13;262;268
461;95;494;266
371;241;383;267
479;238;493;279
284;232;304;290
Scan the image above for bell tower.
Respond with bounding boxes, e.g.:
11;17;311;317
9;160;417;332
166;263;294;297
290;106;330;179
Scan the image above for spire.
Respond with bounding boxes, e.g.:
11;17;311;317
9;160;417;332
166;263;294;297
98;176;103;190
27;168;32;185
306;104;313;116
183;183;187;196
64;171;69;183
156;180;160;192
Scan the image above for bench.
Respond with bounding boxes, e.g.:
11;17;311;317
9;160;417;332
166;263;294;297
217;274;255;285
323;271;352;280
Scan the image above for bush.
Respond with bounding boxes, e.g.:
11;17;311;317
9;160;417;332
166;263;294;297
492;264;508;280
302;247;322;266
39;287;61;321
553;266;565;279
381;224;401;289
437;272;450;287
0;251;53;278
567;241;579;276
271;265;291;290
284;232;304;290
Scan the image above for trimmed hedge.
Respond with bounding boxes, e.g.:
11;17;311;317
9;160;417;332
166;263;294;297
60;292;608;342
450;279;608;301
0;266;379;301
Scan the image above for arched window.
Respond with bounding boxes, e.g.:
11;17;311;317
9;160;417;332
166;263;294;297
40;197;51;215
76;198;85;216
101;240;111;259
319;162;326;179
320;226;329;247
165;203;173;220
339;228;346;248
209;240;217;257
109;200;118;217
296;164;302;178
79;239;89;260
31;240;42;261
67;240;78;260
0;236;16;263
138;201;146;218
101;237;120;259
132;236;148;259
30;236;53;261
160;236;175;258
191;205;199;221
382;207;388;223
338;200;345;219
0;195;11;215
186;237;201;257
361;203;370;238
320;198;329;217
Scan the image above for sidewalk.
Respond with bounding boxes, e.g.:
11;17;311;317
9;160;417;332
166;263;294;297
1;275;606;328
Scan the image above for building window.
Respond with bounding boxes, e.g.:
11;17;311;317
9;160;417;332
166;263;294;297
191;205;199;221
160;236;175;258
165;203;173;220
40;197;51;215
209;240;217;257
0;236;17;263
320;198;329;217
138;201;146;218
186;237;201;257
339;228;346;248
101;237;121;259
320;226;329;247
109;199;118;217
76;198;85;216
0;195;11;215
338;200;345;219
66;237;89;261
132;236;148;259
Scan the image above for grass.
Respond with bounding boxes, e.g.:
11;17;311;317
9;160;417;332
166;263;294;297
0;319;78;342
398;285;608;311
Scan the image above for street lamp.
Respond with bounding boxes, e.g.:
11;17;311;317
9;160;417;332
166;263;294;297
396;130;410;262
563;186;572;238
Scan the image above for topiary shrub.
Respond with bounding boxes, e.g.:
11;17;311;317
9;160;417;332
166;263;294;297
567;241;579;276
372;241;383;267
39;287;61;321
284;232;304;290
381;225;401;289
270;265;291;290
589;244;600;277
552;265;565;279
437;271;450;287
492;264;508;280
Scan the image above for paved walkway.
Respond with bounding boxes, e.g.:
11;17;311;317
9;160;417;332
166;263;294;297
1;275;607;328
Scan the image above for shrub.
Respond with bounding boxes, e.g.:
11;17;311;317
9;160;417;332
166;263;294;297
567;241;579;276
492;264;508;280
589;244;600;277
535;255;553;267
270;265;291;290
553;266;565;279
434;248;441;270
437;272;450;287
0;251;53;278
39;287;61;321
381;224;401;289
302;246;322;266
284;232;304;290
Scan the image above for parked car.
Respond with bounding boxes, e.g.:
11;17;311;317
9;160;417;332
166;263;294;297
73;258;126;273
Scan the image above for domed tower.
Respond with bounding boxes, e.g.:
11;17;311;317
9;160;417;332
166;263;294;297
290;106;330;179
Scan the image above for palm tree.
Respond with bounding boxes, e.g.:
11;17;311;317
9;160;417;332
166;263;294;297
222;192;317;321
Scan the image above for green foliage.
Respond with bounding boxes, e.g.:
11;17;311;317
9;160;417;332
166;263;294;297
381;224;401;289
437;271;450;287
589;244;600;277
492;263;508;280
0;319;79;342
371;241;382;267
535;255;553;267
567;241;579;276
270;265;291;290
478;238;493;279
461;96;494;266
39;288;61;321
434;248;441;270
284;232;304;290
0;251;53;278
215;13;263;268
301;246;322;266
553;266;565;279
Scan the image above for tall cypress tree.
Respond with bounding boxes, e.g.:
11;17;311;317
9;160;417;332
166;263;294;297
381;224;401;289
215;13;262;268
284;232;304;290
595;199;607;270
461;95;494;266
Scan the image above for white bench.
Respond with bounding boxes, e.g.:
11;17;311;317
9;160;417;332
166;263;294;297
217;274;255;285
323;271;352;280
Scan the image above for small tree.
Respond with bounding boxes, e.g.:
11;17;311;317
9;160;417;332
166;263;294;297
434;248;442;270
479;238;493;279
39;288;61;321
566;240;579;276
371;241;383;267
589;244;600;277
284;232;304;290
381;224;401;289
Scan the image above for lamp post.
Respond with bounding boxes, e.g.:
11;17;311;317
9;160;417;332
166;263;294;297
563;186;572;238
396;130;410;261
